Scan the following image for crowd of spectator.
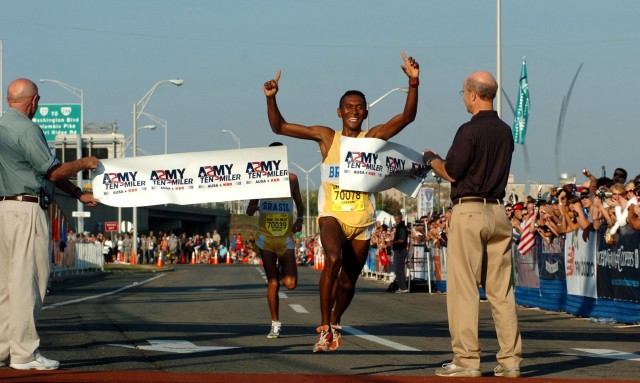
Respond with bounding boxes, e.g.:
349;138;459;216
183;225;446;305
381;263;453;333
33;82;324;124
360;167;640;291
507;167;640;249
63;167;640;273
65;226;325;268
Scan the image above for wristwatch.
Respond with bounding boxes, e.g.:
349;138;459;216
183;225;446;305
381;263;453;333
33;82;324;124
425;156;439;167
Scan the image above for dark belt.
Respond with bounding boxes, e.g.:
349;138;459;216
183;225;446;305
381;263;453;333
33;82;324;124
453;197;501;205
0;195;40;203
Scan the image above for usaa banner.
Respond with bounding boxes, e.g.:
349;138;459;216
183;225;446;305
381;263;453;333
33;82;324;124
91;146;291;207
338;136;429;198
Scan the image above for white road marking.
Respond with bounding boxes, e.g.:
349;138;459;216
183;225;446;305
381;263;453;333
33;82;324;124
342;325;421;351
289;304;309;313
43;274;167;310
279;292;288;299
109;339;236;354
562;348;640;362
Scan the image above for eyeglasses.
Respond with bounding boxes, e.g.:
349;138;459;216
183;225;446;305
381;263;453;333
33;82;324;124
459;89;471;96
626;190;635;194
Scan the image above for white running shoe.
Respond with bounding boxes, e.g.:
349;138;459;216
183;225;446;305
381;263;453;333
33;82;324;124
267;321;281;339
10;353;60;370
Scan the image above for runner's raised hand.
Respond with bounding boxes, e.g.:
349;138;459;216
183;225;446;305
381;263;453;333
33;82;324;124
264;69;281;97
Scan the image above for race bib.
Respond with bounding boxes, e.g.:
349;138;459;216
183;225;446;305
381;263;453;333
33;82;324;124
331;184;364;212
264;213;290;236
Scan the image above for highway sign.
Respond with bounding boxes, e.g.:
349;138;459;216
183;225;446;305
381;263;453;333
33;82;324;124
33;103;81;141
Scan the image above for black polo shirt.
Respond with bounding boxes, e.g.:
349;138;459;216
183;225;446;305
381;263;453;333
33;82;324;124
444;110;514;201
392;221;408;251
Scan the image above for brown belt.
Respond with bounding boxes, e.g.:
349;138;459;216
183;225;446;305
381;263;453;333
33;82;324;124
453;197;501;205
0;195;39;203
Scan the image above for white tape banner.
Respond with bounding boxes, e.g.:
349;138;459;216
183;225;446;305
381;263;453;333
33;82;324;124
338;136;429;198
91;146;291;207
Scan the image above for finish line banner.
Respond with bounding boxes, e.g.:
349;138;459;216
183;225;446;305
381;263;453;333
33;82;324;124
91;146;291;207
338;136;429;198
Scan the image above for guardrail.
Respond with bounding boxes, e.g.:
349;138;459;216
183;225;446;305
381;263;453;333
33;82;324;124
51;241;104;277
364;226;640;324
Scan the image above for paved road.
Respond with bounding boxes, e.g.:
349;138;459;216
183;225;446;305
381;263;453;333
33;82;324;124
1;264;638;382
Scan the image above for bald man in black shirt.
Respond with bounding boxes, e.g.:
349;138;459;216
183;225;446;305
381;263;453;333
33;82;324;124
423;70;522;378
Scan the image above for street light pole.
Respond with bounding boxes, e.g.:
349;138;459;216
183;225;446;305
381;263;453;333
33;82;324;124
221;130;241;213
39;78;85;233
132;79;183;262
221;129;241;149
290;161;321;237
140;112;168;155
365;87;409;130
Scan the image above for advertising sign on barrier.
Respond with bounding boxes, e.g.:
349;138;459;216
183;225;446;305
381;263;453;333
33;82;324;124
596;226;640;303
565;229;597;298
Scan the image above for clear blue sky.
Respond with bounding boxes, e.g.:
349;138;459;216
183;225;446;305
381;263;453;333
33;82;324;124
1;0;638;190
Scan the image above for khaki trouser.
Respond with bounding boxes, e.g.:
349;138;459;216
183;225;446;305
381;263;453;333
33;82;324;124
446;201;522;369
0;200;50;364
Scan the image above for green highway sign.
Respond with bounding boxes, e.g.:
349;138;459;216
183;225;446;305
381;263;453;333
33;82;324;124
33;103;81;142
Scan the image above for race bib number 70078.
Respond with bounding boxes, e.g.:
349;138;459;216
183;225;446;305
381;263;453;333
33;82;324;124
331;185;364;212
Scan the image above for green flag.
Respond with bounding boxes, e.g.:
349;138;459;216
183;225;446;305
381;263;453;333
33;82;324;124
512;60;530;144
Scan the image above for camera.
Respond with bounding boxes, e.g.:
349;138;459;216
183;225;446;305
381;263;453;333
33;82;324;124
595;189;612;199
38;188;50;210
438;229;447;243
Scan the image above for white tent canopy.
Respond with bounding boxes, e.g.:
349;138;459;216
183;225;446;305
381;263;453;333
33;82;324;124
375;210;393;227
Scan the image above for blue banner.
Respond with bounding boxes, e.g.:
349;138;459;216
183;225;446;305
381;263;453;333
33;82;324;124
512;60;530;144
596;225;640;302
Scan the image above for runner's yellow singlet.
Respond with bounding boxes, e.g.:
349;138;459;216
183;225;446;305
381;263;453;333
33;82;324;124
318;131;375;227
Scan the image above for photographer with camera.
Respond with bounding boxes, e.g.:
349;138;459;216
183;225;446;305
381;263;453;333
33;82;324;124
534;201;562;245
560;195;582;234
590;176;618;234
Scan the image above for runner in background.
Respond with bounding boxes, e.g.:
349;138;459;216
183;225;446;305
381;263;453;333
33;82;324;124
246;142;304;339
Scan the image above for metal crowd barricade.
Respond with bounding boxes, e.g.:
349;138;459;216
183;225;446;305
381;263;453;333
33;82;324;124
407;244;432;293
51;240;105;277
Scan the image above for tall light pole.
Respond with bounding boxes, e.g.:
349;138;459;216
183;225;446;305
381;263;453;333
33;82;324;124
221;130;241;213
39;78;85;233
290;161;321;237
221;129;241;149
365;87;409;130
132;79;183;261
122;125;158;154
140;112;168;155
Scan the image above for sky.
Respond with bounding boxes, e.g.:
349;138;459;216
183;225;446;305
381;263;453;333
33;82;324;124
1;0;639;191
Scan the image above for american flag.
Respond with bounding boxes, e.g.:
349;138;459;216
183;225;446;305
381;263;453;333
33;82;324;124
517;214;535;255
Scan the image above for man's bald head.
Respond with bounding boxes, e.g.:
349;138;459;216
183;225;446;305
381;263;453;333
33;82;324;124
464;71;497;101
7;78;38;103
6;78;39;118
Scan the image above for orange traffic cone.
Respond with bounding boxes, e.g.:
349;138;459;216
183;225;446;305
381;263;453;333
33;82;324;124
213;254;219;265
130;251;136;265
190;252;196;264
225;253;231;264
180;252;185;264
156;253;164;268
